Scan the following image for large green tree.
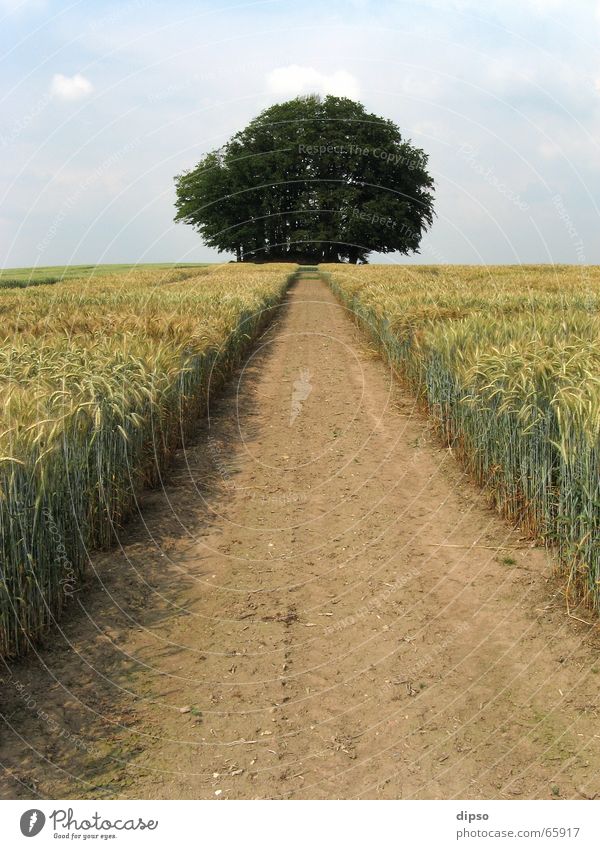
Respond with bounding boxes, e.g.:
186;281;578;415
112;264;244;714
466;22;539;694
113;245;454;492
174;95;434;263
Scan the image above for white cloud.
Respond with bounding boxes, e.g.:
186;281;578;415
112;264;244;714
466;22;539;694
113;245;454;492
50;73;94;101
266;65;360;99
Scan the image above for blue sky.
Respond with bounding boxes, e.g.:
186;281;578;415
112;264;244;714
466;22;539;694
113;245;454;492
1;0;599;266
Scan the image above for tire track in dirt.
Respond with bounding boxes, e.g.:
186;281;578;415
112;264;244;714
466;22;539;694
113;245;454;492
1;276;599;800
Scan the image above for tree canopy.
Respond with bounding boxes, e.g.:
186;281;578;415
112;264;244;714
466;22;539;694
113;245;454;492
174;95;434;263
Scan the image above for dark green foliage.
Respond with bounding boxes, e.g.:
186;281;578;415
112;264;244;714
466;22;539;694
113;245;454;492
0;276;60;288
174;95;434;263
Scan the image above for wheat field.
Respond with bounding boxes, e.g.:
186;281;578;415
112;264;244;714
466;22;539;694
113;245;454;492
322;264;600;613
0;264;294;657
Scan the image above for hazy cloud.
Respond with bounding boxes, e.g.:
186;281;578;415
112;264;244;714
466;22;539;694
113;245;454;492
266;65;360;99
50;73;94;101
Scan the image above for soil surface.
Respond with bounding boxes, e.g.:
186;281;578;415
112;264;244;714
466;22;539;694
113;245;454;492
1;275;600;801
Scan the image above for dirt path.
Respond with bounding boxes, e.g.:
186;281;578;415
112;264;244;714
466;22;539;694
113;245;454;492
2;275;600;801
